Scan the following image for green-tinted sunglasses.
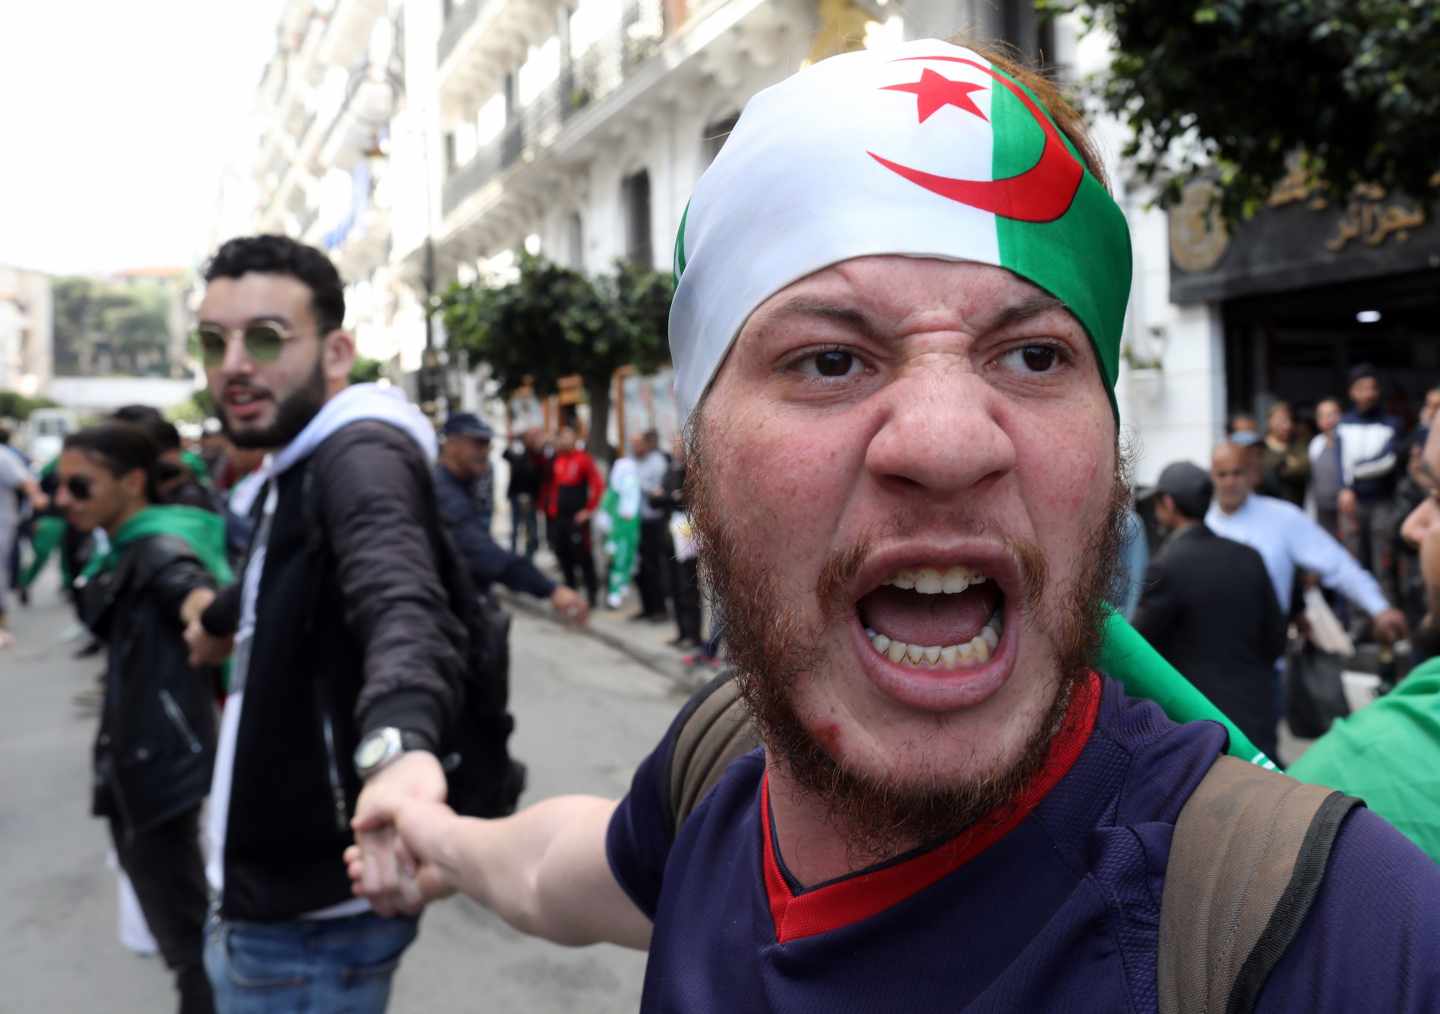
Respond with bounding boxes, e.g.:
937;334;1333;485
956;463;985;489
192;322;293;368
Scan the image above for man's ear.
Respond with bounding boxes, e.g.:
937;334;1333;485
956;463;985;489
122;467;149;502
324;330;357;387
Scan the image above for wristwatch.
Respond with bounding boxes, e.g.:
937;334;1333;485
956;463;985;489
353;727;429;780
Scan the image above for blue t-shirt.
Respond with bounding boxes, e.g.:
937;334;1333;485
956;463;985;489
607;675;1440;1011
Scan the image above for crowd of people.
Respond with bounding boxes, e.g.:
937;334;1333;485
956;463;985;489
3;34;1440;1014
1119;366;1437;760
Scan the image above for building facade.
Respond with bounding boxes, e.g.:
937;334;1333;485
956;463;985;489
238;0;1436;481
0;267;54;398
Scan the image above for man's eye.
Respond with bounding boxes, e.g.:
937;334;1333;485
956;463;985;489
998;344;1063;374
802;349;860;378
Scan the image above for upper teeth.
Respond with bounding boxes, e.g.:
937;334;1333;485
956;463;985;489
886;566;986;595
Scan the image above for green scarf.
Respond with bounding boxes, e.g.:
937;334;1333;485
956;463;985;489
81;505;233;587
180;450;212;486
1099;607;1275;769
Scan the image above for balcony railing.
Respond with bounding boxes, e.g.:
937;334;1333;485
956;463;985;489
441;0;666;219
437;0;492;70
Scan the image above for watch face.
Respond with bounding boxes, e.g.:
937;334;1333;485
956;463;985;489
356;735;388;771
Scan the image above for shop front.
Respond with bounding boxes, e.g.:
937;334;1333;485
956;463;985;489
1169;170;1440;430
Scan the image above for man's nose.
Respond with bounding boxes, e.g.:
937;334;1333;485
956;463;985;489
863;362;1017;497
219;333;254;376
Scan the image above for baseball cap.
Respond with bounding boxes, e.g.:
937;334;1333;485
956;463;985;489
442;413;494;441
1146;461;1213;519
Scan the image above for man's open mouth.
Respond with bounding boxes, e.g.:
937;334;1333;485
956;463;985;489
224;386;271;420
856;565;1005;672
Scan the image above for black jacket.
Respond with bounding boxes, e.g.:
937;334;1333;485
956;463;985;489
502;445;542;500
203;421;467;921
1132;524;1287;757
434;462;555;600
84;534;218;836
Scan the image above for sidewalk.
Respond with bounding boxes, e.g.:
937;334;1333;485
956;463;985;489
497;544;720;693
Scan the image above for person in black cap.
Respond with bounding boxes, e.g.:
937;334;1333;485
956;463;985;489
434;414;589;624
1337;363;1403;600
1134;461;1287;758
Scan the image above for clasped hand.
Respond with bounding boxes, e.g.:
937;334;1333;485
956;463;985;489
346;751;453;917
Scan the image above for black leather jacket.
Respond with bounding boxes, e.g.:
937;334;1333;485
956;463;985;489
83;533;219;836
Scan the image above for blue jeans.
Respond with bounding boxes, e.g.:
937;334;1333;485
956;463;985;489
204;911;418;1014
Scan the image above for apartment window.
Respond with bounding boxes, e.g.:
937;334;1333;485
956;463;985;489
567;212;585;269
1001;2;1054;67
701;112;739;169
622;170;653;268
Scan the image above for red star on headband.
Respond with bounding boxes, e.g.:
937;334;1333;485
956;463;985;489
881;67;988;124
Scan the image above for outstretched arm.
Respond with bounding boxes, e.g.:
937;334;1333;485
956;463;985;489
347;795;651;950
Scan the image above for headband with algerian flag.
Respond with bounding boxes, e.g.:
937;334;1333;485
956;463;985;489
670;37;1132;423
668;39;1275;768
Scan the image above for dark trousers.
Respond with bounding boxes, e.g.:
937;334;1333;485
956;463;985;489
509;495;539;558
637;518;670;617
551;514;598;606
671;556;703;643
1348;498;1399;603
109;807;215;1014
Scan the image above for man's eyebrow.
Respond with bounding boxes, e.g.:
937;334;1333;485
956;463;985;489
985;295;1068;332
196;313;294;329
752;296;882;340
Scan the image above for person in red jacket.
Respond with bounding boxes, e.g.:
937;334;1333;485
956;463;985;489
545;425;603;607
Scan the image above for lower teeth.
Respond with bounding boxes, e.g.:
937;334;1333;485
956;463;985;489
866;613;1002;670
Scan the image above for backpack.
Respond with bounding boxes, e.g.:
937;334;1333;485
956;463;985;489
298;459;524;821
665;671;1360;1014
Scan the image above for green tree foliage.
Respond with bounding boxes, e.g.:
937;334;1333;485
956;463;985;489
52;275;178;377
349;355;387;385
1047;0;1440;218
0;390;60;421
440;253;674;460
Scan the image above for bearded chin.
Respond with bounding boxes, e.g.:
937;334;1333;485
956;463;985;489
685;419;1132;866
225;358;327;449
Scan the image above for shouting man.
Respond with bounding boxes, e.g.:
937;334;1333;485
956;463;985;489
346;40;1439;1010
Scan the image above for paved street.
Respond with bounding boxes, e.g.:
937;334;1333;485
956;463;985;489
0;574;687;1013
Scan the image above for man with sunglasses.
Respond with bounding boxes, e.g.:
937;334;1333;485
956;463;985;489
56;422;228;1014
111;408;219;513
181;235;467;1012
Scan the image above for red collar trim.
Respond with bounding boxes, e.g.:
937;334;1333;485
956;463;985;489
760;671;1102;944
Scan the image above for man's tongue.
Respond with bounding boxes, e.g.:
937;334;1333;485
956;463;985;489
859;583;1000;647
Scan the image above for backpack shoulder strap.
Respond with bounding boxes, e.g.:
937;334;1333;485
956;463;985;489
664;669;762;836
1158;755;1362;1014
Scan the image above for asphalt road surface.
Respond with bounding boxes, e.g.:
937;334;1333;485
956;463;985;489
0;574;686;1013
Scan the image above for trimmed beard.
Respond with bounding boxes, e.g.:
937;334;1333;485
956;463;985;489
222;357;327;449
685;414;1132;866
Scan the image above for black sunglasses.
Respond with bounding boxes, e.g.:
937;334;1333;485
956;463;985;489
63;475;93;501
192;322;295;368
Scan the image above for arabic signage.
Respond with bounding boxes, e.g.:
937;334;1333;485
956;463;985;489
1169;166;1440;304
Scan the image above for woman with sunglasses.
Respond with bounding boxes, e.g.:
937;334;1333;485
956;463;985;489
56;422;230;1014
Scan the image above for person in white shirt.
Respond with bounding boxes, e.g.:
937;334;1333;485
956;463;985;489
1207;441;1407;643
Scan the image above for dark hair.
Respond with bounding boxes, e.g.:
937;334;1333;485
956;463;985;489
64;423;160;503
1348;362;1379;386
203;234;346;335
111;405;181;452
0;426;10;445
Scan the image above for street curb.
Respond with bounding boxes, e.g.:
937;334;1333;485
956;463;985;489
496;590;706;693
